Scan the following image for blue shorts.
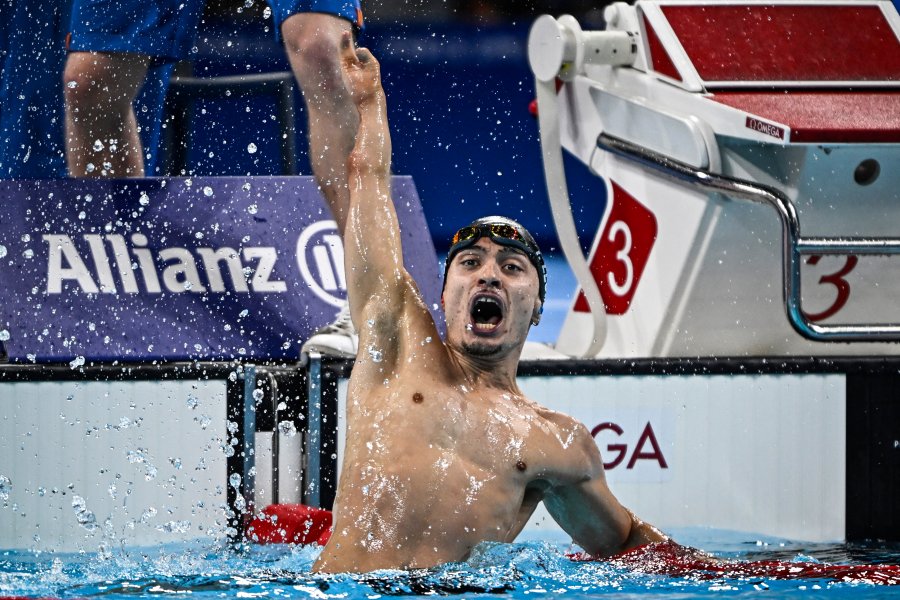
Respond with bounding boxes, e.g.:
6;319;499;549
1;0;72;177
67;0;207;63
67;0;363;62
269;0;364;37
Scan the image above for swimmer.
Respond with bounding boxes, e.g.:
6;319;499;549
312;36;667;574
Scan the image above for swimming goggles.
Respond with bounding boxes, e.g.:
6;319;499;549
445;218;546;302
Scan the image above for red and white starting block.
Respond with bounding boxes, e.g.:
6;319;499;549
529;0;900;358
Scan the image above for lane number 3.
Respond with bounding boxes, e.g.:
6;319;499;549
803;255;857;321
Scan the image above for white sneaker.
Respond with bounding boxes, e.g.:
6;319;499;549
302;302;358;358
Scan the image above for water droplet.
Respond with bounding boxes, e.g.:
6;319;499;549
203;186;213;197
247;143;258;154
229;473;242;488
262;6;271;18
140;506;157;523
66;80;77;89
157;519;191;533
92;139;105;152
69;356;85;369
186;395;199;409
72;495;97;531
0;245;7;259
0;330;9;341
278;420;297;437
247;204;258;215
242;182;251;192
0;475;11;500
367;345;383;363
139;192;150;206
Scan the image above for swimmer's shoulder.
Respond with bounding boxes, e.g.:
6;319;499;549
529;404;602;472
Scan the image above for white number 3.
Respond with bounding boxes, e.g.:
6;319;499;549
606;220;634;297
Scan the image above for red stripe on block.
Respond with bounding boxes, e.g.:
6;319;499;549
643;13;682;82
711;91;900;143
661;4;900;83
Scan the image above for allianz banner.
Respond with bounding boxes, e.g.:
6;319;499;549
0;177;443;363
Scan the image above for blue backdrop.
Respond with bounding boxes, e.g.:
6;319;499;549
184;16;608;250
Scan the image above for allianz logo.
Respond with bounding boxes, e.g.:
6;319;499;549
42;220;347;306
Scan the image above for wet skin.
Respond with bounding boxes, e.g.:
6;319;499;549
313;36;665;573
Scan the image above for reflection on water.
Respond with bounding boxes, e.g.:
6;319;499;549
3;531;900;599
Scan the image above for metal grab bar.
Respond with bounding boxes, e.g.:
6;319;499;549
597;132;900;342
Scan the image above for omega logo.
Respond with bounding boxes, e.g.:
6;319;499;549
591;421;669;470
295;220;347;308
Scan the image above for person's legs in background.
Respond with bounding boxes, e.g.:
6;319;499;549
281;11;358;235
274;2;363;356
63;51;150;177
62;0;206;178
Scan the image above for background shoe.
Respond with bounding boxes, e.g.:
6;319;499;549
302;302;358;358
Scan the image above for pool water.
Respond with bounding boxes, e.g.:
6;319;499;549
3;530;899;599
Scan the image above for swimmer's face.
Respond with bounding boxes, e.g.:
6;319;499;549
443;238;542;357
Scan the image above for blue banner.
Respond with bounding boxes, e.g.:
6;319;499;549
0;176;442;363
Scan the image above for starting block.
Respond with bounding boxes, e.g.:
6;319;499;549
529;1;900;357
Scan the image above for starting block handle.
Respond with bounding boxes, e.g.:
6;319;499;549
528;14;643;357
597;132;900;342
534;77;608;356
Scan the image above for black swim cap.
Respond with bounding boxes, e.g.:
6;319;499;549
443;216;546;303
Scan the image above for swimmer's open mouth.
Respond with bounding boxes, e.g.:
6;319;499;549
470;294;504;334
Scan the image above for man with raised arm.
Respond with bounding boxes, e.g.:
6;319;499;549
313;35;666;574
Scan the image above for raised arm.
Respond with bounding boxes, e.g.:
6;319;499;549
338;34;408;331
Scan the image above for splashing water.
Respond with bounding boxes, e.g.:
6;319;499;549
278;420;298;437
71;495;97;532
367;345;384;363
3;534;900;600
0;474;11;501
